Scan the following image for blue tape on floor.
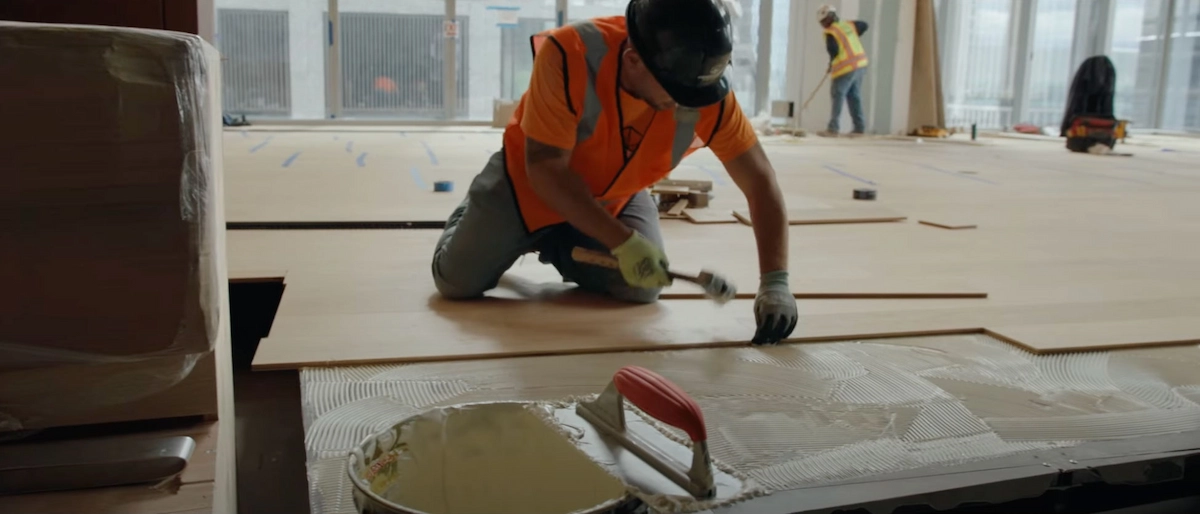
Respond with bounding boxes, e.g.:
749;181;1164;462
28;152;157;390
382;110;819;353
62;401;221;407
249;136;273;153
356;152;367;167
822;164;876;185
409;166;429;189
918;163;999;185
421;141;439;165
282;152;301;168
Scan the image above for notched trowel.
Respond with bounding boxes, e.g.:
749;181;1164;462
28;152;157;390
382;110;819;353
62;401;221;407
553;366;749;506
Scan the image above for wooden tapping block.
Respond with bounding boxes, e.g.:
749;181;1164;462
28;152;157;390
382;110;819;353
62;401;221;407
687;191;711;208
919;220;978;230
667;198;690;217
657;179;713;192
651;184;692;196
734;207;907;226
684;209;739;224
984;317;1200;354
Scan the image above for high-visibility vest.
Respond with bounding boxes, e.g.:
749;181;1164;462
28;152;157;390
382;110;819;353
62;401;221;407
825;20;868;78
505;17;729;233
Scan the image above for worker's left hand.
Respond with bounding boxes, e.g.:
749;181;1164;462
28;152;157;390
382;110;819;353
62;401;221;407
752;270;798;345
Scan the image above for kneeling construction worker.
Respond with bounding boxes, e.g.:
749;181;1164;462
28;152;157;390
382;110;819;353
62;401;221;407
430;0;797;344
817;4;869;137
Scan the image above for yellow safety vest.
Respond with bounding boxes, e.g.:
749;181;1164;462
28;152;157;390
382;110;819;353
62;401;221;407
825;20;868;78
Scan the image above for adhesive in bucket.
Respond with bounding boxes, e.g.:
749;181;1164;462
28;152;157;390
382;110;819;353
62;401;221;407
433;181;454;192
350;403;627;514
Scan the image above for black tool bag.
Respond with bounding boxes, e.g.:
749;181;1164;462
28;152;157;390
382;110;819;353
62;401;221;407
1061;56;1120;153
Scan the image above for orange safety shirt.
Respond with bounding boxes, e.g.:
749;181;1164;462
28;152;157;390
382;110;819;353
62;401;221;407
502;16;758;232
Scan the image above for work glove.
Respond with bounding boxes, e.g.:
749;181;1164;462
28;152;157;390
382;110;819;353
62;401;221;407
611;231;672;289
753;270;798;345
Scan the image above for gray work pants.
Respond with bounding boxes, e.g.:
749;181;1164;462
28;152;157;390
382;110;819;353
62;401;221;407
431;151;665;303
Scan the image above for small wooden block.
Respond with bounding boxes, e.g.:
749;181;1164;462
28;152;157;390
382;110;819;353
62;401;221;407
684;209;738;224
734;207;906;226
651;184;691;195
666;198;689;216
686;192;711;208
657;179;713;192
919;220;978;230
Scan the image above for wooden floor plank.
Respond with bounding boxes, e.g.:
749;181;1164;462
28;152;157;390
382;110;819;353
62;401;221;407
224;131;1200;368
683;209;738;224
919;220;978;230
986;318;1200;353
734;207;907;226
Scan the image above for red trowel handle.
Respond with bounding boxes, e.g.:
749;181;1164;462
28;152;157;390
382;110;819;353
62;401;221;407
612;366;707;442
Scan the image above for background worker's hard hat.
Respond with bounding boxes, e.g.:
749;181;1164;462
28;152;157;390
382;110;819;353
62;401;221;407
626;0;733;108
817;4;836;20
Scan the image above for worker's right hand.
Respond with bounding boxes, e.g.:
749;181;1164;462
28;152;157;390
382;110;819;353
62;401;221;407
753;270;798;345
611;231;672;289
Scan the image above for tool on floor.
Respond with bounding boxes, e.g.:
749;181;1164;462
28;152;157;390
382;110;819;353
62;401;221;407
433;180;454;192
571;247;736;303
0;435;195;494
576;365;715;499
853;188;876;200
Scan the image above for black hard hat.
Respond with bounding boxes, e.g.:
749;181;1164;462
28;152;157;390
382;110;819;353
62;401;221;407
626;0;733;108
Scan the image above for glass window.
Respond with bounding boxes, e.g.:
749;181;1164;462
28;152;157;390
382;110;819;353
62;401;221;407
570;0;761;113
1162;0;1200;131
767;0;790;106
338;9;468;119
937;0;1014;129
1027;0;1076;127
460;0;556;120
1111;0;1170;126
215;0;327;120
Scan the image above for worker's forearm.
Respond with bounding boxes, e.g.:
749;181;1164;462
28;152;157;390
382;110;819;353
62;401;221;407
746;183;789;275
528;166;631;248
524;139;631;249
725;144;789;275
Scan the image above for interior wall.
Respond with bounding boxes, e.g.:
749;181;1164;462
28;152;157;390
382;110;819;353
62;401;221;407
786;0;916;134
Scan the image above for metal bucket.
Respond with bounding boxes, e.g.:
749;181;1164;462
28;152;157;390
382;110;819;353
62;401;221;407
346;401;643;514
348;366;742;514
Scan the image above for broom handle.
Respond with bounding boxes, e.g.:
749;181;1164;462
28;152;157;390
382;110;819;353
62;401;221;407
801;72;831;112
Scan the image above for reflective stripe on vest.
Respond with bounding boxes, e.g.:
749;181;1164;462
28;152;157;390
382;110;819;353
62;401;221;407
516;18;710;232
534;20;697;166
573;21;606;143
672;107;700;169
826;21;868;78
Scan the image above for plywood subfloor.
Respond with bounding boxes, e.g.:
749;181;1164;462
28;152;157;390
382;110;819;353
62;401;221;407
226;130;1200;368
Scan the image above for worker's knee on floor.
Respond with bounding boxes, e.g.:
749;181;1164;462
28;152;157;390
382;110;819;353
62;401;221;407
431;267;489;301
610;285;662;304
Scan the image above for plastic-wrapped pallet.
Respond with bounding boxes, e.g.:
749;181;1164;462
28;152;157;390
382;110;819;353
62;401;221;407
0;21;226;431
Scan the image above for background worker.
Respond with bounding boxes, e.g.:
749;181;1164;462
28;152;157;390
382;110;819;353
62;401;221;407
817;4;869;137
430;0;798;344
